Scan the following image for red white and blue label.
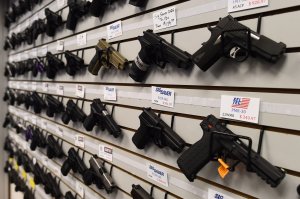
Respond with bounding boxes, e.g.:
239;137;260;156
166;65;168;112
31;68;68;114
220;95;260;123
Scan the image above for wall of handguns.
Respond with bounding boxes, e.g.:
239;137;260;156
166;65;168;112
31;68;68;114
2;0;300;199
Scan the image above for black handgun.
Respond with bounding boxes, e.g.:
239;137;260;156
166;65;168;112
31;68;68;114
177;115;286;187
31;19;46;41
83;98;121;138
61;99;87;124
129;0;148;7
192;15;286;71
131;184;154;199
46;135;64;159
67;0;91;31
61;148;88;178
4;36;14;50
3;87;16;105
30;128;47;151
33;162;47;185
45;8;63;37
64;50;86;76
4;62;16;77
132;107;186;153
45;95;64;117
83;155;116;193
31;57;46;77
129;29;193;82
89;0;116;17
30;91;46;113
46;52;65;79
65;191;76;199
44;172;62;198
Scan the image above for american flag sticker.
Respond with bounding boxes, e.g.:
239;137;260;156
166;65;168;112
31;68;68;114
231;98;250;109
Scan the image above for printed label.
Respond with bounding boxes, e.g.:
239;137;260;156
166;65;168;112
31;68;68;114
56;40;64;51
208;188;235;199
74;134;85;148
42;83;49;92
152;86;175;108
220;95;260;123
104;86;117;101
153;6;177;31
57;85;64;95
77;33;87;46
107;20;123;39
31;116;37;125
99;145;113;162
75;84;85;98
31;82;37;91
228;0;268;12
146;162;168;187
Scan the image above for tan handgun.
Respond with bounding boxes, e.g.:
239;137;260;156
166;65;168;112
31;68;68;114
88;39;128;75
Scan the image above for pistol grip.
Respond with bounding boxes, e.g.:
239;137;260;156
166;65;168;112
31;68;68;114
66;12;77;31
83;114;96;131
132;124;151;149
192;39;223;71
88;54;102;75
177;132;212;181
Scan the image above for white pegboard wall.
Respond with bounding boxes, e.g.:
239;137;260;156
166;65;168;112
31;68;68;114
4;0;300;199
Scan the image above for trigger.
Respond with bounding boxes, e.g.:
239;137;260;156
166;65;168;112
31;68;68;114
217;158;230;179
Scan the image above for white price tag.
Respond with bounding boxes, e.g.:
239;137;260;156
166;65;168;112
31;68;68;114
31;116;37;125
42;156;48;166
98;145;113;162
31;82;37;91
208;188;235;199
56;40;64;51
57;0;65;8
75;84;85;98
53;166;61;177
42;83;49;92
74;134;85;148
16;82;20;89
41;120;47;129
228;0;268;13
103;86;116;101
41;45;48;56
220;95;260;123
56;126;63;137
56;85;64;95
151;86;175;108
77;33;87;46
153;6;176;31
106;20;123;40
23;82;28;89
33;158;37;165
146;162;168;187
75;181;85;198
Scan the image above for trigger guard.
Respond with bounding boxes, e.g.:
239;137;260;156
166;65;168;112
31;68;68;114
228;46;248;62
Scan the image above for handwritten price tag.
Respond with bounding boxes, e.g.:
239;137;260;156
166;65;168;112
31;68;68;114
153;6;176;31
